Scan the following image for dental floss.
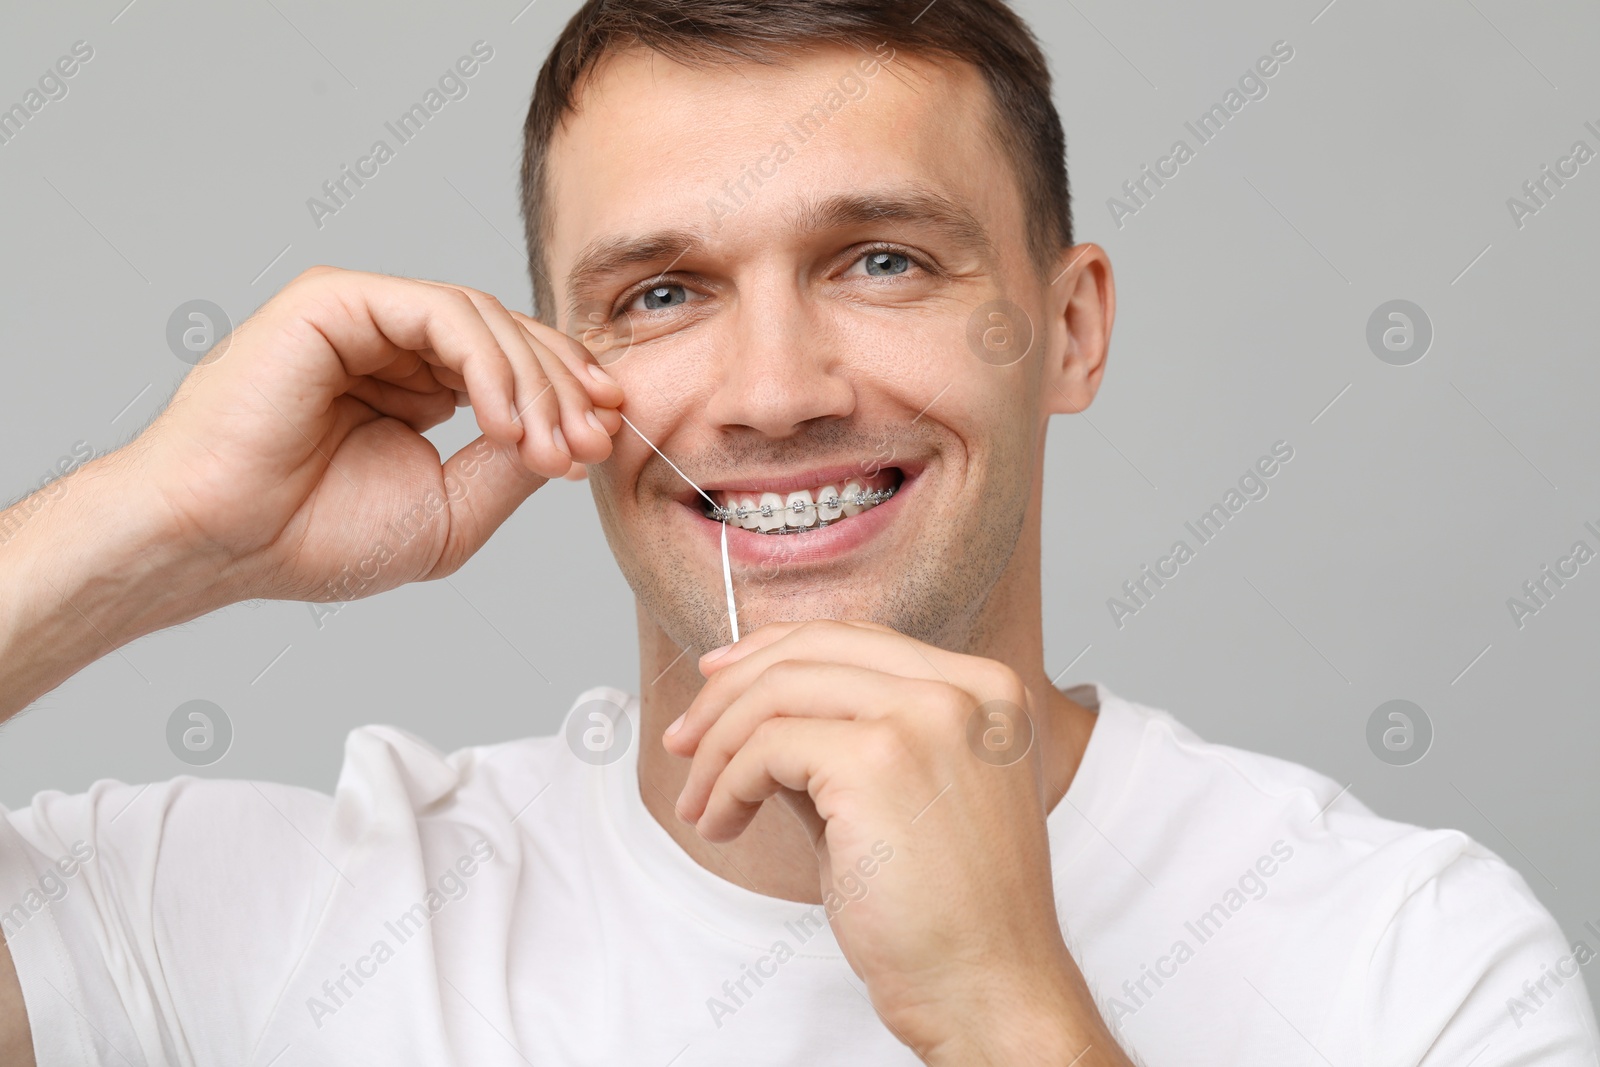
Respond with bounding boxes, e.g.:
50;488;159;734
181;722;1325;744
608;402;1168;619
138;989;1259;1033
721;518;740;641
616;411;741;644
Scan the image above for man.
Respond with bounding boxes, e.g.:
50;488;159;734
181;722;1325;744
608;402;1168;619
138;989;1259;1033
0;0;1591;1063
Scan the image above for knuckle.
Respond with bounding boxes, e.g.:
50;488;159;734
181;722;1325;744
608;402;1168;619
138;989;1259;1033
795;619;837;641
939;685;977;728
467;290;506;315
749;716;787;748
761;659;807;688
857;724;904;774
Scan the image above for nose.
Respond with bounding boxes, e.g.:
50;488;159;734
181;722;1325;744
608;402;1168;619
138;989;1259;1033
702;282;855;438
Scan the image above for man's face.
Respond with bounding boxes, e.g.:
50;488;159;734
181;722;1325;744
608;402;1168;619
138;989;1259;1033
544;44;1061;655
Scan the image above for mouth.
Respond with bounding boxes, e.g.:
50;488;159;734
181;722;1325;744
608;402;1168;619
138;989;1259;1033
676;462;919;568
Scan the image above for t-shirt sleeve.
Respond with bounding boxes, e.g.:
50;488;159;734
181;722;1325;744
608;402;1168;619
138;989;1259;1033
1359;846;1600;1066
0;776;338;1067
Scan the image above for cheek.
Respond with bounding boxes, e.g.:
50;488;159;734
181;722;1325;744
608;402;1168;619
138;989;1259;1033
818;302;972;399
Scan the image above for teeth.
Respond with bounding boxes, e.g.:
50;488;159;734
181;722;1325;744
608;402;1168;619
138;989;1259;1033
816;485;842;522
786;489;816;528
758;492;785;532
840;481;865;517
707;479;896;531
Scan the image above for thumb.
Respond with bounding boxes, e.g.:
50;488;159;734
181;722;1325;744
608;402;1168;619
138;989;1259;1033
427;434;548;577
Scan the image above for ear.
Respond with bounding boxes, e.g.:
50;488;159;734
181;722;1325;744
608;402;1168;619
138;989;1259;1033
1042;243;1114;417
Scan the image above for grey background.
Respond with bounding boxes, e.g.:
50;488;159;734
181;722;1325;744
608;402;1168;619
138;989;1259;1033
2;0;1595;1021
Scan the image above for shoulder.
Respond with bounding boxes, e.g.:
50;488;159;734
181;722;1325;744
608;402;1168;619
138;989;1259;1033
1082;685;1598;1062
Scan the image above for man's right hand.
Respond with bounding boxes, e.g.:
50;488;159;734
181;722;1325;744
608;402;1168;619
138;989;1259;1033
133;266;622;603
0;266;622;722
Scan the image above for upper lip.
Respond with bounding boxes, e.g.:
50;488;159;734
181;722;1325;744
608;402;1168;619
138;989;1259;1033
673;461;917;506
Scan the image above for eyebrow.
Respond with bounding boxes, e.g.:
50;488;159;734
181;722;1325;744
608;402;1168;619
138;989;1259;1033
563;186;994;315
788;188;995;262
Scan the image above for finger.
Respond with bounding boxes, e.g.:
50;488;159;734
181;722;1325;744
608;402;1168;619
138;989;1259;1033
280;270;523;447
562;463;590;482
676;663;945;822
521;328;616;465
414;280;571;478
432;364;468;392
508;309;627;410
421;434;549;579
695;718;860;843
344;377;458;434
677;622;954;754
695;620;810;672
506;313;623;456
356;347;449;393
698;617;897;674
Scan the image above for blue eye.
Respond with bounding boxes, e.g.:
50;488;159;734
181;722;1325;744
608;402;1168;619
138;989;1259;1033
863;251;911;276
638;285;688;311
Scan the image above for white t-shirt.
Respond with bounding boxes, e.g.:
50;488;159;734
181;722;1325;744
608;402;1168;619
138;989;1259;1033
1;682;1594;1066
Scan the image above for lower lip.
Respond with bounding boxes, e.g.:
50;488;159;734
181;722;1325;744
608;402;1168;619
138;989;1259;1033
683;474;915;569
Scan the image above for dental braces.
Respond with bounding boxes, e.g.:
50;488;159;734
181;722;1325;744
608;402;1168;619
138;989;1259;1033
706;486;897;526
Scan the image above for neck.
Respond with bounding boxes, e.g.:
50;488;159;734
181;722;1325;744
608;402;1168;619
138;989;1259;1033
633;488;1097;905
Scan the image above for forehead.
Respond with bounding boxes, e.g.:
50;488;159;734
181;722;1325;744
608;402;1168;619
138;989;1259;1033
543;45;1016;285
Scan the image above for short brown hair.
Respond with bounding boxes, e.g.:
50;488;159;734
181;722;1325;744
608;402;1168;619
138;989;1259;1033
519;0;1072;320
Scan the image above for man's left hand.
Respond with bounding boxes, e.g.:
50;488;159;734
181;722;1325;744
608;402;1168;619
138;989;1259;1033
664;619;1130;1065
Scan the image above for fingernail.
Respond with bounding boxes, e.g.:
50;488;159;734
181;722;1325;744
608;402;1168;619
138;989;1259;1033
666;712;685;736
552;426;570;456
508;400;522;424
585;410;605;434
588;364;617;388
701;643;732;663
